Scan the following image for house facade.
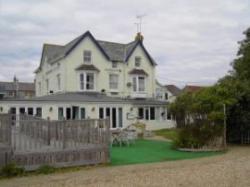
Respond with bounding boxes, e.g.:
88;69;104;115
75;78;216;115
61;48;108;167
0;31;175;130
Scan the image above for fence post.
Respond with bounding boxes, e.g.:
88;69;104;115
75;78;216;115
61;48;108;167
47;117;51;146
63;119;66;149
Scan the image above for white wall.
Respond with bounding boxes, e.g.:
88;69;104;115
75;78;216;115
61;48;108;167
0;101;176;130
35;36;156;98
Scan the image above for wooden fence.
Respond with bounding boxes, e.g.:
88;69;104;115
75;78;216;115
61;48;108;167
241;131;250;144
0;114;110;170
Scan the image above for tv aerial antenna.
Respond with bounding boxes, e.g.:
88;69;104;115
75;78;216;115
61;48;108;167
135;14;146;33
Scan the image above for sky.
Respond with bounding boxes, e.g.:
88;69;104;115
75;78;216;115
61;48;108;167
0;0;250;87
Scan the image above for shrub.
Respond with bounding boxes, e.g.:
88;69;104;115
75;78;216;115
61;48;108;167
0;163;25;177
174;122;223;149
36;165;56;174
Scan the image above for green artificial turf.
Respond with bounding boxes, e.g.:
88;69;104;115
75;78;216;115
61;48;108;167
111;139;221;166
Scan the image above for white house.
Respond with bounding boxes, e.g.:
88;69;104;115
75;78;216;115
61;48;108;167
0;31;175;130
155;81;181;103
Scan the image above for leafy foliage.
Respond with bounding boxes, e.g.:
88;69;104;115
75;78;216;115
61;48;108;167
171;27;250;144
174;123;223;148
0;163;25;177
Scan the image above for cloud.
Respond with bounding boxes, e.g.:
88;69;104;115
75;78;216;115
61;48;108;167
0;0;250;86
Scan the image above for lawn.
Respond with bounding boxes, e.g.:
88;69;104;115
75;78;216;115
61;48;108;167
111;139;221;166
154;128;180;141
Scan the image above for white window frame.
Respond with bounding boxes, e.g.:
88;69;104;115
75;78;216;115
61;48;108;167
79;71;96;91
109;74;119;91
132;75;146;92
138;107;156;121
83;50;92;64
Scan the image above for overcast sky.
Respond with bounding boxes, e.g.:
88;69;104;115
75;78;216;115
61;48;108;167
0;0;249;87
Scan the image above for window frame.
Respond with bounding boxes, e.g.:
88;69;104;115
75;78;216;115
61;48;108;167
79;71;96;91
135;56;141;67
132;75;146;92
83;50;92;64
109;74;119;91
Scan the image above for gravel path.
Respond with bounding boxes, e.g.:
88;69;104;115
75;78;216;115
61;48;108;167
1;145;250;187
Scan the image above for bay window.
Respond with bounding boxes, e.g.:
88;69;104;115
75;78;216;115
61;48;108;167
133;76;145;92
79;72;95;91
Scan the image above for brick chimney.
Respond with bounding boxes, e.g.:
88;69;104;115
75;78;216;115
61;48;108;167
135;32;144;42
13;75;19;98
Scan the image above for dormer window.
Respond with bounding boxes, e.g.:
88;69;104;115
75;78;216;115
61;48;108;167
83;50;91;63
135;56;141;67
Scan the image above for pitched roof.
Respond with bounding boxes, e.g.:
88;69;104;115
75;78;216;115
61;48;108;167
165;85;181;96
36;31;156;72
0;82;35;92
1;92;168;105
183;85;204;93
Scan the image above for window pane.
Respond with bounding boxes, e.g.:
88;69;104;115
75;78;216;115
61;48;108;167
118;108;123;127
19;108;25;114
58;107;64;120
112;108;116;128
28;108;33;115
138;77;145;92
150;107;155;120
72;106;79;120
106;108;110;118
109;74;118;89
145;108;149;120
66;108;71;120
135;57;141;67
80;108;85;119
86;73;94;90
80;74;84;90
133;77;137;91
99;107;104;119
83;50;91;63
36;108;42;117
138;108;144;119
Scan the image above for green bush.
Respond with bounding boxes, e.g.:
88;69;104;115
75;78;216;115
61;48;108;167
36;165;56;174
174;123;223;149
0;163;25;177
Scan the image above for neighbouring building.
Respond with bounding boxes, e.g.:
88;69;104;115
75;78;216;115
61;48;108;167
155;81;181;103
183;85;205;93
0;76;35;99
0;31;176;130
